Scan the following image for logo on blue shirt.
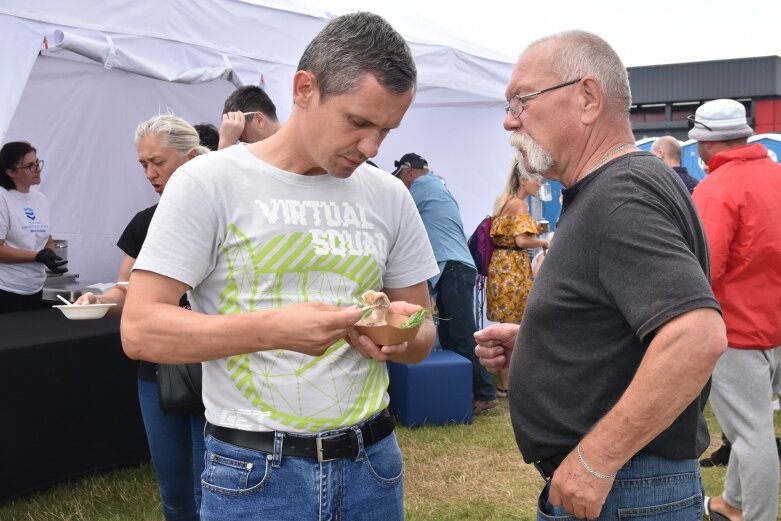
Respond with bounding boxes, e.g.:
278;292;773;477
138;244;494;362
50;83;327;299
24;207;36;221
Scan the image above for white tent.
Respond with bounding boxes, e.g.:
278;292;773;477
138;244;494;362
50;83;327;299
1;0;516;283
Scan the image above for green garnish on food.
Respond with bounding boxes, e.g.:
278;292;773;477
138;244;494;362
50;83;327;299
399;308;429;329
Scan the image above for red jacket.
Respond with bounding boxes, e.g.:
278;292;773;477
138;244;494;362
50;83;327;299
693;143;781;349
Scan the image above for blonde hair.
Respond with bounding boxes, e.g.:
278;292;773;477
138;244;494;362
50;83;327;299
493;158;545;216
493;158;520;216
134;115;210;157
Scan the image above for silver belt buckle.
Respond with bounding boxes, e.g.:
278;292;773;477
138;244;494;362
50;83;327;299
315;436;339;463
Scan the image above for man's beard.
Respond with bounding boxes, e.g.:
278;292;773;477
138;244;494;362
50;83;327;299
509;132;553;174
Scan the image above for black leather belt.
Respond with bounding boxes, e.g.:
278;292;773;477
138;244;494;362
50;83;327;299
494;245;525;251
206;409;395;463
534;453;567;481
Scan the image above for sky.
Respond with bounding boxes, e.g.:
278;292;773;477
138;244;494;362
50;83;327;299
288;0;781;67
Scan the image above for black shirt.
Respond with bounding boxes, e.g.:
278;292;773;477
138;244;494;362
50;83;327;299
117;205;159;381
118;205;189;380
511;152;720;462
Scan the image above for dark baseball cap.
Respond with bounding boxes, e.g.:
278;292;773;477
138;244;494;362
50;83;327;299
394;153;428;170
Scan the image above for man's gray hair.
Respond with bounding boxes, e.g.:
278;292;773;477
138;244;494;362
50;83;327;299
297;12;416;101
529;30;631;115
134;115;210;157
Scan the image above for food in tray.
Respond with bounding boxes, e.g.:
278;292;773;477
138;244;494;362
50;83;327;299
354;291;429;345
359;290;391;326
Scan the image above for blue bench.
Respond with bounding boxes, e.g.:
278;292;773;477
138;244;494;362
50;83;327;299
386;349;473;427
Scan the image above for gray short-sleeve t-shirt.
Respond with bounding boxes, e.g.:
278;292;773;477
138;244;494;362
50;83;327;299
134;146;438;433
511;152;720;463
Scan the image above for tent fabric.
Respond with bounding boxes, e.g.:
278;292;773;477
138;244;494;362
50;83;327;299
44;29;244;87
0;18;42;146
0;0;516;283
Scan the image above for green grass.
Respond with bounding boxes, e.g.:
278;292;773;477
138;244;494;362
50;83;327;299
1;402;778;520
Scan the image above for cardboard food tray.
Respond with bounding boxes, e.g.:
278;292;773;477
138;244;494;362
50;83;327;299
356;312;420;346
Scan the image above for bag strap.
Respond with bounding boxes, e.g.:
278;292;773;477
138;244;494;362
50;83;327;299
496;196;517;217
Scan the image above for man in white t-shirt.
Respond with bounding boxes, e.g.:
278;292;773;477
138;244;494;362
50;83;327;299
122;12;437;521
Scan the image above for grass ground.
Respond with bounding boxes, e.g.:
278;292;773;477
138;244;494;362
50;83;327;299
0;401;777;520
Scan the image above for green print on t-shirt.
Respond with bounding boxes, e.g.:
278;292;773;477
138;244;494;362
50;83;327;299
220;225;388;431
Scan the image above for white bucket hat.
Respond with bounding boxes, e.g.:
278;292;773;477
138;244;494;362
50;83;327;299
687;99;753;142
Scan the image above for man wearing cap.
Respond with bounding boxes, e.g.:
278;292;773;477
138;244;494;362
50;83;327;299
394;153;498;414
689;98;781;521
650;136;699;194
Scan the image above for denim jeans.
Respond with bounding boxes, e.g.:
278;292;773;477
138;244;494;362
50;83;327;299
433;260;496;401
138;379;206;521
200;421;404;520
537;454;703;520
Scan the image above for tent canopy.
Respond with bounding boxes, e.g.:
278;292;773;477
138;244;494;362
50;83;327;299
0;0;516;282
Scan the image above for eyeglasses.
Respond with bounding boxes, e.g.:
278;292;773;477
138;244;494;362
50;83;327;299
686;115;712;131
505;78;582;118
243;112;256;122
12;159;44;172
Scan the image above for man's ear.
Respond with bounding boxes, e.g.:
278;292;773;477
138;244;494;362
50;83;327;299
293;70;317;108
579;76;603;125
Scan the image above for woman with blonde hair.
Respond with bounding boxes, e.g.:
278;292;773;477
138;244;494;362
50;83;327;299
487;158;550;397
77;115;209;521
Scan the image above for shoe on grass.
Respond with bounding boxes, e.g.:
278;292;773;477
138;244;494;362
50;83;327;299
700;442;730;467
472;399;498;415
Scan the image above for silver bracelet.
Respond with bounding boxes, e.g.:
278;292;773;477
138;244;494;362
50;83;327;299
576;444;616;480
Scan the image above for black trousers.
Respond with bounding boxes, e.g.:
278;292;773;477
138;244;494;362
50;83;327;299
432;261;496;401
0;288;43;314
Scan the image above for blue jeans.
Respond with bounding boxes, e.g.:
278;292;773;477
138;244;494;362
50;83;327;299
537;454;703;520
200;422;404;520
138;379;206;521
433;261;496;401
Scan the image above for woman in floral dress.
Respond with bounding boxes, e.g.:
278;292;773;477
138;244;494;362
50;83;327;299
487;158;550;397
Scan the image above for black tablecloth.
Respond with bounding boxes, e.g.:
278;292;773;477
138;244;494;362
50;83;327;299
0;308;150;502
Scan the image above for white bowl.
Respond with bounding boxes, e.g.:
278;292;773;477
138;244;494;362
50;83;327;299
53;303;116;320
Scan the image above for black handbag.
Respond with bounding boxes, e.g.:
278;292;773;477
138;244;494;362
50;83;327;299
156;363;204;416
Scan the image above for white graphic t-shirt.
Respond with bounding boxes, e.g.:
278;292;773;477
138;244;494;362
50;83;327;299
0;188;51;294
135;145;438;433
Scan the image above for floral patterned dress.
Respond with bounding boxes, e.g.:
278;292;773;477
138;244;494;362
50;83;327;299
486;213;539;323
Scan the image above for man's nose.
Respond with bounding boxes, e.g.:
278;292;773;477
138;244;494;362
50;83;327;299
357;135;380;159
504;111;520;132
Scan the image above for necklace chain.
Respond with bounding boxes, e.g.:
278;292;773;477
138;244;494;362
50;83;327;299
586;143;635;176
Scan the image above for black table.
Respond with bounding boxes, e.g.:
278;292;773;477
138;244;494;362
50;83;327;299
0;308;150;502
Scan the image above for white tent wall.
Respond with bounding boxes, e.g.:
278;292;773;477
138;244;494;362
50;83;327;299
374;104;514;233
6;56;238;282
0;18;42;144
1;0;516;284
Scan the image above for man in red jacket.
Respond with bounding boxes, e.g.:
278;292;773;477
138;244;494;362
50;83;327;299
690;98;781;521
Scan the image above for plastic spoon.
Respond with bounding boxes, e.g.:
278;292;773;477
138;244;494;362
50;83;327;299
56;294;73;306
